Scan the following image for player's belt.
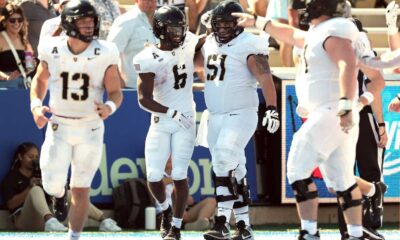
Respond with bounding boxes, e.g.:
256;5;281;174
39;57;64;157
54;114;84;120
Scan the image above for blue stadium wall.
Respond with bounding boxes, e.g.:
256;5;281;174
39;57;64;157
1;79;399;206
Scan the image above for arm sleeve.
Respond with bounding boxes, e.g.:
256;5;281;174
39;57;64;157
325;19;359;43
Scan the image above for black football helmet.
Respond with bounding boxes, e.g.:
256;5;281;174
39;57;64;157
61;0;100;43
153;6;187;49
300;0;346;24
211;0;244;44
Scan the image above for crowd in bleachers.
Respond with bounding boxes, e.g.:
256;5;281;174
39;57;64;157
0;0;394;90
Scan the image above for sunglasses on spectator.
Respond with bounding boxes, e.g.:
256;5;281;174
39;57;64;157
7;17;24;24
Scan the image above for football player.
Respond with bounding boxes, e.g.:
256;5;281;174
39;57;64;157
200;1;279;240
133;6;204;240
234;0;374;239
30;1;123;239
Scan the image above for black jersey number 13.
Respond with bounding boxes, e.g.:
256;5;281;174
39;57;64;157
61;72;89;101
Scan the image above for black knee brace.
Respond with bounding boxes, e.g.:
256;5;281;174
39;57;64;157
336;183;363;211
233;177;251;209
214;170;239;202
291;178;318;203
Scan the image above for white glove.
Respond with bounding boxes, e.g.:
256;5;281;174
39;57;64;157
200;10;212;29
166;108;193;129
386;1;399;35
262;106;280;134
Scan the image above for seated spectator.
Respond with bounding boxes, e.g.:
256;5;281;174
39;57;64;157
0;142;122;232
0;3;33;89
156;158;216;231
19;0;57;57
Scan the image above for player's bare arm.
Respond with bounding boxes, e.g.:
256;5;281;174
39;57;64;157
325;36;358;133
248;54;280;133
194;36;206;83
247;54;277;107
97;64;123;120
30;60;51;129
137;72;169;114
232;12;306;48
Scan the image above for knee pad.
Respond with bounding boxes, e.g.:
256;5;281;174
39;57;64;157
213;169;239;202
233;177;251;209
291;178;318;203
146;169;164;182
336;183;362;211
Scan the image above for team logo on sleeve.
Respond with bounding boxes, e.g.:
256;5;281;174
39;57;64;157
134;64;141;71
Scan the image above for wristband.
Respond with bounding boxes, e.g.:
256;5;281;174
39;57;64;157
254;15;270;31
166;108;177;118
337;98;353;116
105;100;116;115
397;93;400;101
378;122;386;127
360;91;374;104
30;98;43;111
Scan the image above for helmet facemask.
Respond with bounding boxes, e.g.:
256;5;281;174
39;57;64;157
210;1;244;44
211;18;241;43
161;24;187;49
61;0;100;43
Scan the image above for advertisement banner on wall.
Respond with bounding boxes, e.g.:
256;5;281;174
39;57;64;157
0;90;258;206
281;80;400;203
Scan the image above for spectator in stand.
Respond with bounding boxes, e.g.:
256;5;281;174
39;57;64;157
0;3;34;89
266;0;293;67
0;0;7;12
0;142;122;232
107;0;158;89
38;0;69;42
88;0;120;39
19;0;57;57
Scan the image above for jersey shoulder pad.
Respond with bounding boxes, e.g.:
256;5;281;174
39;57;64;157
133;45;160;74
239;32;269;56
96;40;120;65
37;36;65;61
325;18;359;43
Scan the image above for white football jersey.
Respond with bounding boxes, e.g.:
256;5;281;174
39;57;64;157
133;32;198;114
296;17;359;112
38;37;119;118
202;32;269;113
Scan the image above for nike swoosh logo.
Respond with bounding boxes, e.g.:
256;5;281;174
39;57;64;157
87;57;96;60
229;113;239;116
227;44;233;47
91;127;100;131
222;231;230;237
